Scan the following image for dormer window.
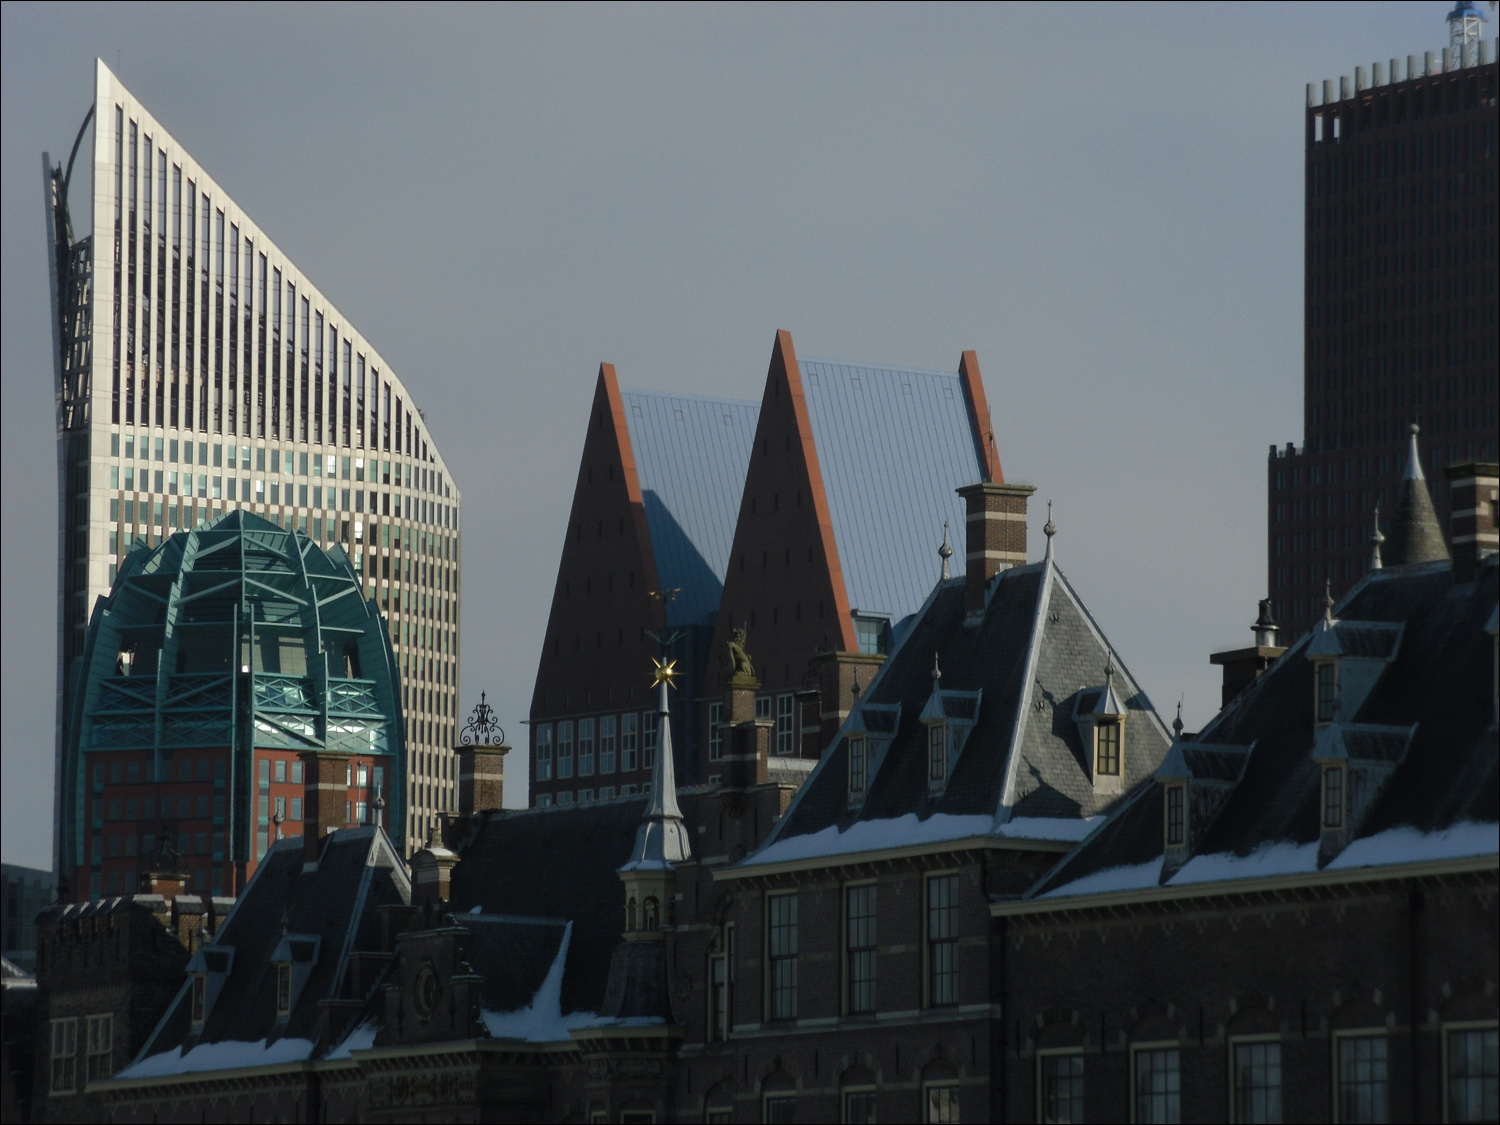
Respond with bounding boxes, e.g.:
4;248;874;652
1095;720;1122;777
1322;765;1344;828
928;723;947;784
190;975;206;1026
848;734;867;796
1165;784;1185;846
276;963;292;1016
1316;661;1337;723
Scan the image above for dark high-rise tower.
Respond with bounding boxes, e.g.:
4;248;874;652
1267;21;1497;638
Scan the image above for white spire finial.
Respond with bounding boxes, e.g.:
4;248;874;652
938;520;953;581
1370;503;1385;570
1403;422;1425;482
1043;500;1057;562
932;652;942;687
1322;578;1336;623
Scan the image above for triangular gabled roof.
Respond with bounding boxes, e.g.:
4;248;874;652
739;544;1173;869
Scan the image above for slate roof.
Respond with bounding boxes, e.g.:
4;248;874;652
447;794;699;1016
622;389;760;628
752;554;1172;859
458;915;568;1014
799;358;987;624
134;827;410;1062
1029;554;1499;899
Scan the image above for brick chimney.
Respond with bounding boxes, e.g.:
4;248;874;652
1443;462;1498;584
299;748;352;870
1210;599;1288;708
955;481;1036;615
456;740;508;816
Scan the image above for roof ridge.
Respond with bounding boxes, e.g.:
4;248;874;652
798;355;960;380
619;387;760;408
996;561;1057;825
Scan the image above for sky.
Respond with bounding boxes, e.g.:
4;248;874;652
1;2;1459;870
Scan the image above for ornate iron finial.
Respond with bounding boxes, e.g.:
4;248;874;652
1043;501;1057;562
273;808;286;840
460;692;505;747
1173;697;1184;740
851;672;862;701
938;521;953;580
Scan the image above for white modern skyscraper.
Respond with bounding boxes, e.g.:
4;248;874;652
44;60;463;863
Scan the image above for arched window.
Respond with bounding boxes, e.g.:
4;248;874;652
643;897;659;930
627;896;637;932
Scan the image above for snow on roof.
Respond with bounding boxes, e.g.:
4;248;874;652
116;1036;314;1079
1038;820;1497;902
326;1020;378;1060
739;812;1101;869
480;920;597;1043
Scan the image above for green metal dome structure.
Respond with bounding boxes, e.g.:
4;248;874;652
62;510;405;900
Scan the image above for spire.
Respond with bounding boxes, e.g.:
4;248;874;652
1385;423;1450;567
1322;578;1336;623
621;665;691;869
1043;501;1057;563
1093;653;1126;718
931;652;942;688
1369;504;1385;571
938;521;953;581
1173;698;1184;741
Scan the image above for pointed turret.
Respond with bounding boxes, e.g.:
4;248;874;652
1385;424;1450;567
623;676;691;867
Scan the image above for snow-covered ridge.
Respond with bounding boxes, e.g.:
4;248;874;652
741;812;1103;869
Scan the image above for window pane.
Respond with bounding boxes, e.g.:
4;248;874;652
926;1084;960;1123
1338;1036;1387;1124
769;893;798;1020
1134;1048;1180;1124
847;884;876;1014
1042;1055;1084;1124
764;1095;796;1124
1447;1028;1499;1125
845;1089;877;1124
928;874;958;1006
1234;1041;1282;1124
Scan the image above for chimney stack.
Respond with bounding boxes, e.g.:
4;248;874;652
955;482;1035;616
1210;599;1288;708
298;749;351;870
456;741;508;816
1443;462;1499;584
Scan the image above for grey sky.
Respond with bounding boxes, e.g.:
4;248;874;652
1;2;1452;869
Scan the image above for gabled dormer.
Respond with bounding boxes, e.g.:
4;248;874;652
270;930;321;1025
845;703;901;808
1312;722;1416;861
185;943;234;1040
1073;661;1130;795
919;656;981;798
1305;593;1403;726
1156;741;1253;876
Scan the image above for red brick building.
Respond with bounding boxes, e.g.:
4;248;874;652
1267;43;1497;638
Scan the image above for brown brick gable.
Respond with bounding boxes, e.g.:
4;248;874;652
529;364;666;804
703;332;857;769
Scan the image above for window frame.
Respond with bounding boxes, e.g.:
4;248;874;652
1131;1040;1181;1124
775;693;795;756
923;1081;960;1123
844;880;877;1016
842;1085;877;1124
927;722;947;784
1037;1048;1085;1125
1316;659;1338;723
708;701;724;761
924;870;960;1009
1095;717;1122;777
1323;765;1345;829
763;1092;797;1124
621;712;639;772
276;962;293;1016
1332;1029;1389;1124
85;1013;114;1082
534;722;553;782
1442;1020;1499;1125
49;1017;78;1095
766;891;799;1023
1165;784;1186;846
848;733;867;797
1229;1035;1283;1124
556;719;574;779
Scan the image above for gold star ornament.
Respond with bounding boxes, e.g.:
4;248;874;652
651;657;679;689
